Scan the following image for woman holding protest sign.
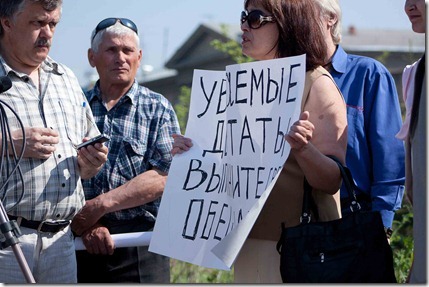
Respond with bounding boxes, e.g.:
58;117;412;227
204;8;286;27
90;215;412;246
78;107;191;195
171;0;347;283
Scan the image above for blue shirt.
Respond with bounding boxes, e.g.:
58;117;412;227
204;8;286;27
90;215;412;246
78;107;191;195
83;80;180;224
329;45;405;227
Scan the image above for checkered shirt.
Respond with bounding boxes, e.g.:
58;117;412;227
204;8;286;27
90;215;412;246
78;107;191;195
83;80;180;223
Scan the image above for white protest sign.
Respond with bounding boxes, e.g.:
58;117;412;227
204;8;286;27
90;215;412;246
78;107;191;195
149;55;306;270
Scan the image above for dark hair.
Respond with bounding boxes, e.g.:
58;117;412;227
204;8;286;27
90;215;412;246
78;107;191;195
0;0;63;36
244;0;327;71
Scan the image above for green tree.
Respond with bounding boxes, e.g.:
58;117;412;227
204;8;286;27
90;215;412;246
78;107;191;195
174;85;191;134
211;24;253;65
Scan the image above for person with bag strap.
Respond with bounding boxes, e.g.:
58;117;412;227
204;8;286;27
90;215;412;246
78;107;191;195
171;0;347;283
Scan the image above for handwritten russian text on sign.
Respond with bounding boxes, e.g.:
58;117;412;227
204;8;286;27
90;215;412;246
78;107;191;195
149;55;306;270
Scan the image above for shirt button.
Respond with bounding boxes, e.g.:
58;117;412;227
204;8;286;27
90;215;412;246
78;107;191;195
58;154;62;159
61;183;66;187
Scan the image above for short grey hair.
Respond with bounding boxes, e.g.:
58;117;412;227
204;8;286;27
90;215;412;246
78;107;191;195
90;21;140;53
0;0;63;36
315;0;342;44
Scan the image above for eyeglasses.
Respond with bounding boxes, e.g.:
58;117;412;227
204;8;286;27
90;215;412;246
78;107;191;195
241;10;275;29
92;18;138;41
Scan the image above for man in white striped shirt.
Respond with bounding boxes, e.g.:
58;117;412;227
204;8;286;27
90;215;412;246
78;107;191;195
0;0;108;283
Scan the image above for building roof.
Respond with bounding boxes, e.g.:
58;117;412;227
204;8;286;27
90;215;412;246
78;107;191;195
165;23;235;69
340;26;425;53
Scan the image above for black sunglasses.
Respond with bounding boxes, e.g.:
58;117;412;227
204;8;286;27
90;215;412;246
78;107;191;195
92;18;138;41
241;10;275;29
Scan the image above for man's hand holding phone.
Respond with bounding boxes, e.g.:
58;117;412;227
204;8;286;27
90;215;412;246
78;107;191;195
77;134;109;179
77;134;110;150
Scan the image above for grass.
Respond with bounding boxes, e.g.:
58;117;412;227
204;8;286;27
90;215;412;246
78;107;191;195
170;259;234;283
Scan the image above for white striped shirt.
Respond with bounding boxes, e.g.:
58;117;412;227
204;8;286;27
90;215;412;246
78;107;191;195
0;56;100;221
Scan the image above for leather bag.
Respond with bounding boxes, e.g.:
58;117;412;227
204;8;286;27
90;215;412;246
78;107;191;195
276;156;397;283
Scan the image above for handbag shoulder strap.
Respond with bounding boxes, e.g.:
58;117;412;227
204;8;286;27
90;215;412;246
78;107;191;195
326;155;361;212
300;178;313;224
300;156;361;224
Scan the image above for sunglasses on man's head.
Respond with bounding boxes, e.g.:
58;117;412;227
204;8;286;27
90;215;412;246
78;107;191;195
241;10;275;29
92;18;138;41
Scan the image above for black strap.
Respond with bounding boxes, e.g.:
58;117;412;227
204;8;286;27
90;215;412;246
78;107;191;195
300;155;361;225
328;156;361;212
300;178;312;223
276;222;286;254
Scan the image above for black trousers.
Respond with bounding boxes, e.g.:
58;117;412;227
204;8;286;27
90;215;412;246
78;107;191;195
76;217;170;283
76;245;170;283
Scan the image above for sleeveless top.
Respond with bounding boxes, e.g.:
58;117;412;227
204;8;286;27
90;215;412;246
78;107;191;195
249;66;343;241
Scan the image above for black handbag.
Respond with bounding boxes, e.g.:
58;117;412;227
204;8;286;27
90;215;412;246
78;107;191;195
276;156;397;283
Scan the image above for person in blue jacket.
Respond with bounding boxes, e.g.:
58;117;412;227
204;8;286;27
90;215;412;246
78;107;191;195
315;0;406;236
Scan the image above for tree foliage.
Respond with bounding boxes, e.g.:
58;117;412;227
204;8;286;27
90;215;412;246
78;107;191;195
174;85;191;134
390;200;413;282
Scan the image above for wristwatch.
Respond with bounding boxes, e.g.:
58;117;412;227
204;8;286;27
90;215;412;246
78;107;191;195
384;227;393;239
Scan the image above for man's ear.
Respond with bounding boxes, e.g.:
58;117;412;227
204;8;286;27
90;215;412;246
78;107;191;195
88;48;96;67
137;49;142;67
0;18;12;34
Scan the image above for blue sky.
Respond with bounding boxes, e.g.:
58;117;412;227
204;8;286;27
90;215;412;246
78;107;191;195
50;0;414;87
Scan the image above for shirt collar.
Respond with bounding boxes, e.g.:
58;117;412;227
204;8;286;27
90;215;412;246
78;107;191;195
0;55;64;77
40;56;64;75
87;79;140;106
331;45;348;74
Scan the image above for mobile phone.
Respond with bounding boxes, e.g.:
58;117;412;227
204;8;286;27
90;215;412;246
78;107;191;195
76;134;110;150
